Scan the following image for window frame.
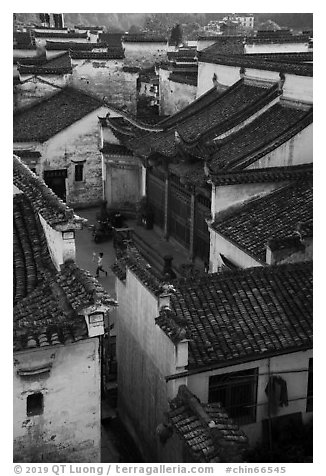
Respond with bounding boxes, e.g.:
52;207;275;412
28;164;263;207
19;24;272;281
74;163;84;182
27;392;44;417
208;367;258;425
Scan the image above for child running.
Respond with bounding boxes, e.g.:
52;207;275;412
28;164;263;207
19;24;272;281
95;252;108;278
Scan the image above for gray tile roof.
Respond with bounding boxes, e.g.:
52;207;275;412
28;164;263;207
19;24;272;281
13;87;102;142
169;385;248;462
211;178;312;262
156;261;312;369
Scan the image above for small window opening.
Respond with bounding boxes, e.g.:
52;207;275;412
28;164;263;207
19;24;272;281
27;392;44;416
75;163;84;182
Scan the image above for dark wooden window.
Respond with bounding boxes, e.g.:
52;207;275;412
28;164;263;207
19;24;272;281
306;358;313;412
27;392;44;416
209;368;258;425
75;163;84;182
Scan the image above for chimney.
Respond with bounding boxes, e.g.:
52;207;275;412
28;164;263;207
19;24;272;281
80;304;107;338
175;339;188;369
266;235;306;265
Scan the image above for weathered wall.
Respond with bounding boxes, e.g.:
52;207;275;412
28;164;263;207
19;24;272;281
122;41;168;68
197;61;313;103
247;123;313;169
13;76;70;110
103;155;142;208
159;71;197;116
187;349;313;447
116;270;180;462
13;338;101;462
71;59;138;114
38;106;107;208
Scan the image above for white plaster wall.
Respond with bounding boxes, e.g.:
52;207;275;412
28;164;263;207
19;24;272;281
13;338;101;462
197;61;313;103
282;74;313;103
247;124;313;169
197;39;218;51
211;182;285;217
14;76;70;110
71;59;138;114
187;348;313;446
122;41;168;68
116;270;179;461
158;67;170;115
13;49;39;59
245;42;310;54
39;106;107;207
197;62;240;97
38;213;64;270
209;229;263;271
159;77;197;116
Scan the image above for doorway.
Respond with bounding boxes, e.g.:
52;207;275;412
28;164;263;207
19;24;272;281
43;169;67;201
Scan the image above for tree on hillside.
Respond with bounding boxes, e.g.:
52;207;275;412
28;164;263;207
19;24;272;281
169;23;183;46
129;24;141;34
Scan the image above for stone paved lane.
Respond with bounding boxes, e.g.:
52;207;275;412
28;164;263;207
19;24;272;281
75;208;117;298
74;208;144;462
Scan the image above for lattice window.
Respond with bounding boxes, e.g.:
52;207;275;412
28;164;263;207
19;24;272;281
209;368;258;425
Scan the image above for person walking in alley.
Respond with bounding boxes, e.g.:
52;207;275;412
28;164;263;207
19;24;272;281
95;252;108;278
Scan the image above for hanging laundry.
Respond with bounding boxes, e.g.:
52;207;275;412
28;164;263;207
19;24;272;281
265;376;289;413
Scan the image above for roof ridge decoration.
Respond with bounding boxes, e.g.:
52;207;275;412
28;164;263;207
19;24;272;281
104;106;164;133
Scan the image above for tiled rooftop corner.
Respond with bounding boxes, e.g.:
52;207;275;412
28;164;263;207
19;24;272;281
168;385;248;463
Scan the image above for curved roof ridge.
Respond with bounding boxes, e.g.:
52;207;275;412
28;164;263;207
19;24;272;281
105;102;164;132
229;107;313;170
177;81;280;146
209;104;312;171
159;79;245;129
